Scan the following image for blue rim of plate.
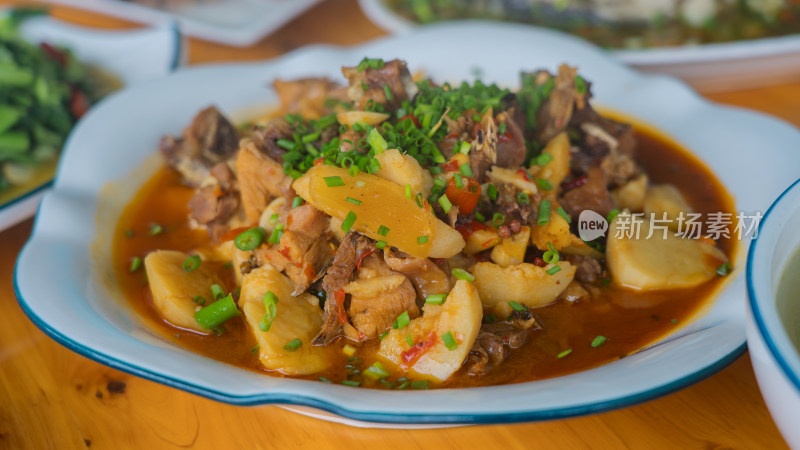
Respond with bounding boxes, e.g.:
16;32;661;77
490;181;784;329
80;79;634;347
0;18;182;214
13;238;746;424
746;177;800;394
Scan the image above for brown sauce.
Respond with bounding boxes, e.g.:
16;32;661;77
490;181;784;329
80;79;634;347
112;125;736;388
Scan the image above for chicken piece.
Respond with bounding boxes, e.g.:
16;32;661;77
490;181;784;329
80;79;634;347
273;77;346;119
341;59;418;111
235;140;292;223
469;109;498;183
383;249;451;298
560;166;615;220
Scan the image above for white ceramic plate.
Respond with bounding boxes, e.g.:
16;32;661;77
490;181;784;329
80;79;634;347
41;0;321;47
0;13;182;233
15;22;800;426
358;0;800;93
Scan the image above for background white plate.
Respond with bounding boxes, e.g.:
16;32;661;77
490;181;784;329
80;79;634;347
0;13;182;233
41;0;321;47
358;0;800;92
15;22;800;426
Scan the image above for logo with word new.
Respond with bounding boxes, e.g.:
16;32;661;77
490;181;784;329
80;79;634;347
578;210;608;241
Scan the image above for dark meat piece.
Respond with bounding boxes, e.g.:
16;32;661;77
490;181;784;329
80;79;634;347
565;254;603;284
493;183;536;225
383;249;451;298
273;77;347;119
495;109;526;168
342;59;418;111
160;106;239;187
569;105;639;186
465;315;540;375
249;117;294;163
469;112;498;183
313;232;374;345
235;140;293;222
531;65;588;144
188;163;239;240
560;167;614;220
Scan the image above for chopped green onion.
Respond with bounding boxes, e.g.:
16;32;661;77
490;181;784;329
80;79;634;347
411;380;429;390
536;152;553;166
508;301;526;312
345;197;362;206
546;265;562;275
129;257;142;273
537;200;551;225
250;344;260;354
406;333;414;347
453;173;464;189
375;240;387;249
284;338;302;352
438;194;452;213
425;294;447;305
487;184;498;201
364;361;391;379
483;314;496;323
348;165;359;177
379;331;389;340
537;179;553;191
429;165;443;175
383;85;392;101
378;225;390;236
459;163;473;177
417;235;428;245
458;141;471;154
396;381;410;390
319;377;332;383
575;75;587;95
472;113;481;122
543;243;560;264
291;196;304;208
341;211;357;233
268;224;284;245
193;296;206;306
194;294;240;330
148;223;163;236
235;227;266;251
323;175;345;187
442;331;457;351
210;284;225;300
517;192;530;205
556;207;571;224
475;211;486;222
716;262;731;276
591;336;607;348
607;209;620;223
380;379;395;388
356;57;384;72
393;311;411;329
182;255;201;272
557;348;573;358
452;268;475;282
269;213;280;224
433;177;446;192
492;212;505;228
498;121;507;135
405;184;412;198
341;380;361;387
277;138;295;150
260;291;279;332
301;132;319;143
367;128;388;154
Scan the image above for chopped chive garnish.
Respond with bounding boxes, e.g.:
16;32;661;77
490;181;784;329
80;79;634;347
498;121;507;135
429;165;443;175
259;291;279;332
458;141;471;154
405;184;412;198
438;194;452;213
341;380;361;387
291;196;304;208
716;262;731;276
487;184;498;201
301;132;319;143
396;381;410;390
393;311;411;329
546;265;562;275
250;344;260;354
383;85;392;100
357;57;384;72
378;225;390;236
235;227;266;251
269;213;280;224
537;200;551;225
210;284;225;300
492;212;505;228
341;211;357;233
364;361;391;379
348;165;359;177
406;333;414;347
323;175;345;187
379;331;389;339
284;338;302;352
508;301;526;312
575;75;587;94
543;243;560;264
459;163;473;177
345;197;362;205
442;331;457;351
517;192;530;204
451;174;463;190
277;138;295;150
124;229;134;238
557;348;573;358
375;240;387;249
193;295;206;305
671;318;679;324
433;177;446;191
268;224;284;244
452;268;475;282
129;257;142;273
182;254;201;272
417;235;428;245
411;380;429;390
425;294;447;305
148;223;163;236
319;377;332;383
607;209;620;223
537;179;553;191
367;128;388;154
591;336;607;348
556;207;571;224
194;294;240;330
536;152;553;166
380;379;395;388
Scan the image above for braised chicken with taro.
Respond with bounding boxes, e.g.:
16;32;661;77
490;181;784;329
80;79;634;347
115;58;735;389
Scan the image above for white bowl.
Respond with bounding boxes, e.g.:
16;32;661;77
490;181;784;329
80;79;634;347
747;178;800;448
15;22;800;426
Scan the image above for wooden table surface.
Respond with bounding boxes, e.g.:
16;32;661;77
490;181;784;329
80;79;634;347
1;0;797;448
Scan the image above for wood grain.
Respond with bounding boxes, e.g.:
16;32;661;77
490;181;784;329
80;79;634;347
0;0;794;448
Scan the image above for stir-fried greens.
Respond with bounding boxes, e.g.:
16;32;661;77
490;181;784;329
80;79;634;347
118;57;734;388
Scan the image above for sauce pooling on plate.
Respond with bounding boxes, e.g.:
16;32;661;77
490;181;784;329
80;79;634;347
113;58;735;389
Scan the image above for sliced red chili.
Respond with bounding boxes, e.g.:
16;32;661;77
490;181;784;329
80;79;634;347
401;331;437;367
455;220;488;239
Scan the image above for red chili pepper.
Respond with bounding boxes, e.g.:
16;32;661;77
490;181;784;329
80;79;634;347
40;42;67;67
398;114;420;128
517;169;532;182
70;88;90;119
441;160;460;173
455;220;488;239
401;331;437;367
313;157;325;166
219;226;250;242
356;248;376;270
561;175;588;192
335;289;347;324
445;176;481;214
